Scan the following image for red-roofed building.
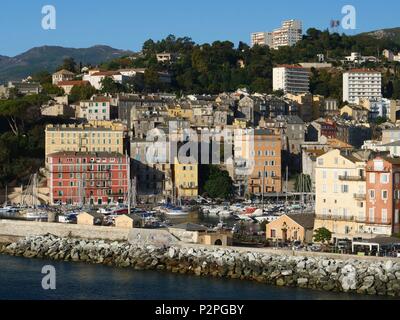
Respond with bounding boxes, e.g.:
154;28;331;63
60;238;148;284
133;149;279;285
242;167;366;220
56;80;91;94
83;70;127;90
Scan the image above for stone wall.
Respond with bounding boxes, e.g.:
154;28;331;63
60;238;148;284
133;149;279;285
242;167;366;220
0;220;130;241
2;234;400;297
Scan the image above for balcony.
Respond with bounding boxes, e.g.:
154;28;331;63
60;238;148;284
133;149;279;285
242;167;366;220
339;175;366;182
353;193;366;200
316;215;355;222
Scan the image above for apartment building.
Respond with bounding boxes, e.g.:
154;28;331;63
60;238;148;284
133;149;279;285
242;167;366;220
234;129;282;195
76;96;112;121
285;92;313;121
250;32;273;47
173;158;198;199
47;151;129;205
314;149;368;242
273;65;310;94
343;69;382;104
130;137;173;198
272;20;303;49
45;121;128;158
250;20;302;49
365;157;400;236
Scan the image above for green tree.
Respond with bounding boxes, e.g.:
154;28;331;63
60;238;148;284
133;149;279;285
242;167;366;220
313;227;332;244
203;165;234;199
0;95;46;136
58;57;77;73
294;174;312;193
69;84;97;103
42;83;64;96
31;71;52;85
99;77;126;94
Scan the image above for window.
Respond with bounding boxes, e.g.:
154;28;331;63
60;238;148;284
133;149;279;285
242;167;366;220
382;209;388;224
322;170;327;179
381;173;389;184
318;158;324;166
369;173;376;184
382;190;388;200
369;189;375;200
322;184;327;193
341;185;349;193
369;208;375;222
396;173;400;184
396;210;399;224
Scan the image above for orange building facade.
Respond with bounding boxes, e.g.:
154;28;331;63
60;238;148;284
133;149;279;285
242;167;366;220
366;157;400;236
248;129;282;194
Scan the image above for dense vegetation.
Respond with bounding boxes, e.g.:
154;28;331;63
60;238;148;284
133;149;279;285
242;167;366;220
100;29;400;99
201;165;234;200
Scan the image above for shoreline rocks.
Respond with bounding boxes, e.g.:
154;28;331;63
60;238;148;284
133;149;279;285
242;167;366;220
1;234;400;297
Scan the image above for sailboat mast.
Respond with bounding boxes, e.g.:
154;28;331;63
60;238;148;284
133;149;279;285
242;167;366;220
127;153;131;214
4;184;7;206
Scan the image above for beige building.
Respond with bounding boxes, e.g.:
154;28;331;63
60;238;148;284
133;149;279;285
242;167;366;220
45;121;127;158
115;215;134;229
52;69;75;85
314;149;368;242
168;223;232;246
77;212;94;226
173;158;198;199
266;214;315;244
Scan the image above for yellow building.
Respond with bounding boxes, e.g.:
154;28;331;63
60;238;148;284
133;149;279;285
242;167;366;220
233;118;249;129
77;212;94;226
266;214;315;244
173;158;198;199
45;121;127;158
115;215;134;229
167;105;193;120
314;149;368;242
340;104;369;121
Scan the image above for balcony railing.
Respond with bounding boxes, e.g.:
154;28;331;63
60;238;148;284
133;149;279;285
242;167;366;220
353;193;366;200
316;215;355;222
339;175;366;182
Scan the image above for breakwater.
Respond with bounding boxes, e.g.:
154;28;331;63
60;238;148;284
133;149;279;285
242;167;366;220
1;234;400;297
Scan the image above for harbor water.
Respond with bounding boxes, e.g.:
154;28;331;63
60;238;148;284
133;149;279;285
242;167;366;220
0;255;390;300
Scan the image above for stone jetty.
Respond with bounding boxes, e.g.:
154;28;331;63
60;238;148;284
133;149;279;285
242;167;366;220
2;234;400;297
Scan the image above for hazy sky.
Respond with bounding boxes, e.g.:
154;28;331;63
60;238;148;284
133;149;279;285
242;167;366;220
1;0;399;56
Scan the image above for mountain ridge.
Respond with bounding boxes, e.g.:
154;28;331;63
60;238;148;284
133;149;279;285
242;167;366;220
0;45;134;83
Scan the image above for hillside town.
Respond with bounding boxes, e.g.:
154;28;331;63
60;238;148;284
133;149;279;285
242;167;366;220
2;20;400;259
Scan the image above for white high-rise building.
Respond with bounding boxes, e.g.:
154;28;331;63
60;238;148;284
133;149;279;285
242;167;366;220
273;65;310;94
343;69;382;104
250;20;303;49
251;32;273;47
272;20;303;49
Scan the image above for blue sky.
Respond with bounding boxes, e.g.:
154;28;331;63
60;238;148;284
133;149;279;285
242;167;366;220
1;0;399;56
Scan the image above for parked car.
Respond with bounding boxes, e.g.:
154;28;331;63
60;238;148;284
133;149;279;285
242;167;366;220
309;243;322;252
292;240;303;250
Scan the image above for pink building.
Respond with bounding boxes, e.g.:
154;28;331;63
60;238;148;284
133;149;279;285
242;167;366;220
47;152;129;205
